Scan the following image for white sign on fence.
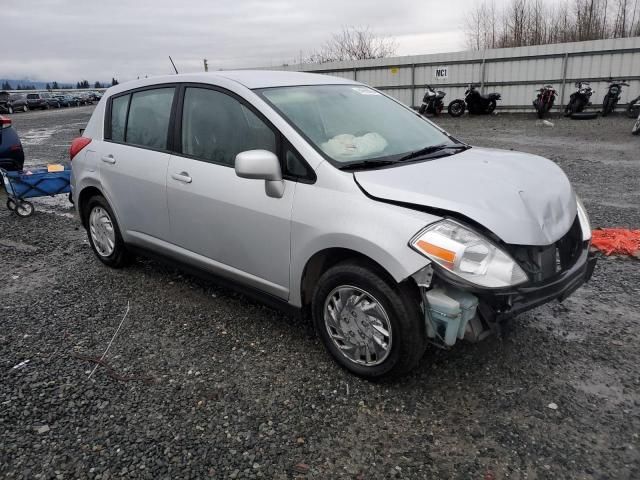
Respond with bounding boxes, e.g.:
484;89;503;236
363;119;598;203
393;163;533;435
433;66;448;80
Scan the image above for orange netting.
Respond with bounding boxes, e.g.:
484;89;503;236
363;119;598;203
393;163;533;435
591;229;640;257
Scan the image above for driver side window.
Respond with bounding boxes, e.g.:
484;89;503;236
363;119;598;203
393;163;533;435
181;87;276;166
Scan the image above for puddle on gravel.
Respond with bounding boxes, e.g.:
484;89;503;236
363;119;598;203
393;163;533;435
571;365;629;406
19;127;61;146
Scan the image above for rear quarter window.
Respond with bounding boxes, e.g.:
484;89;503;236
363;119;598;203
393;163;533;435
110;95;129;142
27;94;39;99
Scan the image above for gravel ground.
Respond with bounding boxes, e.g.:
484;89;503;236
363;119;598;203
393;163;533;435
1;107;639;479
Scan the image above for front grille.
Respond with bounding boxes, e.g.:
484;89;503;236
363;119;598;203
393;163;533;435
507;216;583;283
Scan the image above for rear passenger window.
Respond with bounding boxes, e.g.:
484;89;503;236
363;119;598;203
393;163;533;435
126;88;174;150
110;95;129;142
181;88;276;166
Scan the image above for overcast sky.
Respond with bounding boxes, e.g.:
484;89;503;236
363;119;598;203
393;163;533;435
4;0;473;83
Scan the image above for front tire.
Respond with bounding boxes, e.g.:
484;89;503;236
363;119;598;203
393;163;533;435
448;99;466;117
311;261;426;379
486;99;497;114
85;195;131;268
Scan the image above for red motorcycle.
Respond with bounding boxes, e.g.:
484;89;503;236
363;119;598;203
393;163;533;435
533;85;557;119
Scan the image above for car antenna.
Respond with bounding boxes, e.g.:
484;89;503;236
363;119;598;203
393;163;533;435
169;56;179;74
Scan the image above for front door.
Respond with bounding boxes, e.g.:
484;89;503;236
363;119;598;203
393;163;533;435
166;86;294;299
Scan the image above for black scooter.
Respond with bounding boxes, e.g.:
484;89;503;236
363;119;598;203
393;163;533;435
602;80;629;116
448;85;501;117
418;86;446;116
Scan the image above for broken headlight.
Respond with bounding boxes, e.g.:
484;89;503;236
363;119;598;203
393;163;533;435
410;219;528;288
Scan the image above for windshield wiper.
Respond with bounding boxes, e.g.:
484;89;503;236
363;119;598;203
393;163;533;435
397;143;469;163
339;159;398;171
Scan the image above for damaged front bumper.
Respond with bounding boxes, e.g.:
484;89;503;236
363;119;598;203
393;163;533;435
418;242;597;346
474;246;597;322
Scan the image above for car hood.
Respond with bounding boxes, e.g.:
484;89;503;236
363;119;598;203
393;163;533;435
354;147;576;246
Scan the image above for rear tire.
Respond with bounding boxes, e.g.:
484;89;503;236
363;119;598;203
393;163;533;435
448;99;466;117
311;261;426;379
84;195;132;268
627;99;639;118
23;105;28;112
632;116;640;135
602;96;613;116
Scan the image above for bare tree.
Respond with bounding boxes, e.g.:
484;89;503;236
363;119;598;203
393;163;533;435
465;0;636;50
305;26;397;64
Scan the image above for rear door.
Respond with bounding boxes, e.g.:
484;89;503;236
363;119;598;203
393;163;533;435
99;86;176;242
166;85;295;298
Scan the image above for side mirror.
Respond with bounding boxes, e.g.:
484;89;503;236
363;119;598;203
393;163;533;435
234;149;284;198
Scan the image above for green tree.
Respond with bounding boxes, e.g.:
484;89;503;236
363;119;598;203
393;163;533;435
111;77;119;86
45;83;51;90
51;81;60;90
1;81;12;90
94;81;103;88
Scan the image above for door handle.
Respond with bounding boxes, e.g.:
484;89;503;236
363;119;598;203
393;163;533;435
171;171;192;184
101;154;116;164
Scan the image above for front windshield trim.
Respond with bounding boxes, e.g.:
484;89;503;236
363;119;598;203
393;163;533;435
254;84;461;170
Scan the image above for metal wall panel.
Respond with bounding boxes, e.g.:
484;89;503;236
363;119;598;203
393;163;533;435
261;37;640;109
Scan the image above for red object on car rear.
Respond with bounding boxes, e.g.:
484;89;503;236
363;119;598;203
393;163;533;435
69;137;92;161
0;115;11;128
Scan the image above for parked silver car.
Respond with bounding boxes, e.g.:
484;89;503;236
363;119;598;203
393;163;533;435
70;71;596;378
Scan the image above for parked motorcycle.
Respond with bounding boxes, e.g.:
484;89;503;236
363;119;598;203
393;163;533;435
626;94;640;118
565;81;593;116
448;85;501;117
633;110;640;135
418;86;446;116
533;85;557;119
602;80;629;116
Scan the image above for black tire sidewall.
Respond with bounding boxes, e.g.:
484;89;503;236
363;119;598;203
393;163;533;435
311;262;425;379
448;100;465;117
85;195;130;267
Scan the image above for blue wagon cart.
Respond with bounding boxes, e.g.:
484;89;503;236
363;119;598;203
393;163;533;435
1;165;71;217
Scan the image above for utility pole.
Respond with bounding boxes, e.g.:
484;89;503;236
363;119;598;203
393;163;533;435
204;58;209;72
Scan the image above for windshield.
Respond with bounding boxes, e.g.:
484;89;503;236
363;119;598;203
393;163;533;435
258;85;453;165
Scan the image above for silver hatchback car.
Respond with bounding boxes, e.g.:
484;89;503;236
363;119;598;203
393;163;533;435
70;71;596;379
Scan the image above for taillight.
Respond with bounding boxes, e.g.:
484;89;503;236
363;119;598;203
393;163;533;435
69;137;92;161
0;115;11;129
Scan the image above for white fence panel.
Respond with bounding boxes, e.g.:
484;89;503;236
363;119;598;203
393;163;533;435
265;37;640;111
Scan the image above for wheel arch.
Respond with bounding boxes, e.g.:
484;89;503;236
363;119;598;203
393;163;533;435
77;185;104;228
298;246;422;317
